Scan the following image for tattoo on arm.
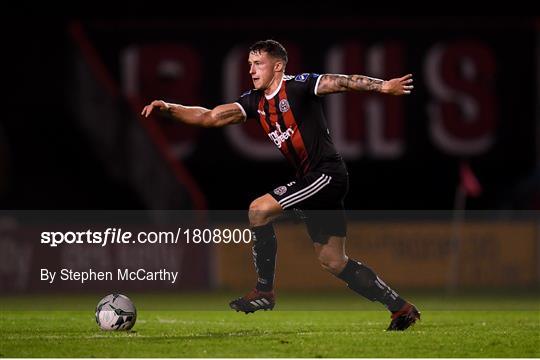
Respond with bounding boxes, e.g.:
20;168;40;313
318;74;384;95
207;105;245;127
215;109;241;121
337;75;383;91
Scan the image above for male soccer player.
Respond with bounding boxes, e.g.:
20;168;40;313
142;40;420;330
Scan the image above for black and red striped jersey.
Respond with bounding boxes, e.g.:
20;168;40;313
236;73;342;177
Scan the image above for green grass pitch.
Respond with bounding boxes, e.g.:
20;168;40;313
1;291;539;357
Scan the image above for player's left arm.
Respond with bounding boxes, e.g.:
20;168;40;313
316;73;413;96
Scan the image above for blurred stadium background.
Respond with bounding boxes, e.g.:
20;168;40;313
1;15;539;297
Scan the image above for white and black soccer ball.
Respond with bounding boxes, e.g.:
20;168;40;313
95;293;137;331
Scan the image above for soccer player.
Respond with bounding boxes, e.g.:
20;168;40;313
142;40;420;330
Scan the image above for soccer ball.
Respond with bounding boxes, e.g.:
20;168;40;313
95;293;137;331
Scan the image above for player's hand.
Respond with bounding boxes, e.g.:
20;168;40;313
141;100;170;117
382;74;414;95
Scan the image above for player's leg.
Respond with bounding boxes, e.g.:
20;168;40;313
295;166;420;330
312;235;347;274
229;194;282;313
313;234;420;330
314;235;407;307
248;194;283;292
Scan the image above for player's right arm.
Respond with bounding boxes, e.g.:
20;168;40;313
141;100;246;128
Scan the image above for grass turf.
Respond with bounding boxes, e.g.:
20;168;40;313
1;292;539;357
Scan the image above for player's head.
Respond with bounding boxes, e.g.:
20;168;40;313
248;39;288;90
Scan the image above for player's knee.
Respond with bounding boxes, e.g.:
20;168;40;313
248;199;273;226
318;255;347;275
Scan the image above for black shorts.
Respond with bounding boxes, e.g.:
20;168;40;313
269;161;349;243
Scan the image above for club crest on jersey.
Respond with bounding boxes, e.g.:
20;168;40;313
273;186;288;196
279;99;290;113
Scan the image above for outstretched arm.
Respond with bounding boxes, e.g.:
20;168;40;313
141;100;245;128
316;73;414;96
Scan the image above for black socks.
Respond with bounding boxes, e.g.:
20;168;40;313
338;259;406;312
251;223;277;292
250;225;405;311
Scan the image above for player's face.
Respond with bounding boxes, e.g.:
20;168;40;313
248;51;278;90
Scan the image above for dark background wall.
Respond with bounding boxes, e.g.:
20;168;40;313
1;16;538;210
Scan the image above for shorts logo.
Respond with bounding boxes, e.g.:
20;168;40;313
279;99;290;113
273;186;288;196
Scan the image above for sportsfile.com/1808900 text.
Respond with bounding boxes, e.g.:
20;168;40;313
40;227;252;247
